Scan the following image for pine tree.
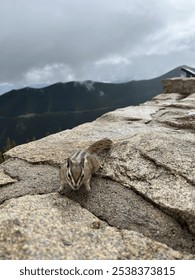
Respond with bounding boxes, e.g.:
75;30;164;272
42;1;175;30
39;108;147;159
0;137;17;163
0;151;4;164
3;137;12;152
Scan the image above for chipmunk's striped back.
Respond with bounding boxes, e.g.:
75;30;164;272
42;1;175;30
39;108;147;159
59;138;112;192
71;150;86;162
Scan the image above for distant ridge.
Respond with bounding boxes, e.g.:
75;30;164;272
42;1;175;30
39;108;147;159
0;65;193;149
0;83;49;95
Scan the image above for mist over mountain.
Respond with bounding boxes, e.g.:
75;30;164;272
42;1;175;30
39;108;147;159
0;66;189;150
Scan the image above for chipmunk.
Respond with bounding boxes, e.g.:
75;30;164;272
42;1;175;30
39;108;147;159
59;138;112;192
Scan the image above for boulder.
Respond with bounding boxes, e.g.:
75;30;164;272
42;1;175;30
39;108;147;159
0;193;193;259
0;78;195;259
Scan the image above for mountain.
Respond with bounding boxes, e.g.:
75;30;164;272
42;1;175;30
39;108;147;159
0;66;188;149
0;83;49;95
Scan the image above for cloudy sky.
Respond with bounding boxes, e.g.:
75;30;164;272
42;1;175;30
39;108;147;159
0;0;195;89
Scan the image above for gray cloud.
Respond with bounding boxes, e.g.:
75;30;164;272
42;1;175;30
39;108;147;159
0;0;195;86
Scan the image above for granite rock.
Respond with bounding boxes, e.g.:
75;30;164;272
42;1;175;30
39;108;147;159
0;193;193;260
1;78;195;259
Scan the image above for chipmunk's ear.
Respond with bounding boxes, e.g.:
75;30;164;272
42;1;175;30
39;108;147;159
66;158;71;168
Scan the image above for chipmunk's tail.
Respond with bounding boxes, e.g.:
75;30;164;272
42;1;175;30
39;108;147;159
86;138;112;154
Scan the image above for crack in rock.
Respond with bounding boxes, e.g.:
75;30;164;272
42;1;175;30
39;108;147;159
0;168;18;186
62;177;195;255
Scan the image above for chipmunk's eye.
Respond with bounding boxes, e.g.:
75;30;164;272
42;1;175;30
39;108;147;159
68;173;72;180
80;173;84;180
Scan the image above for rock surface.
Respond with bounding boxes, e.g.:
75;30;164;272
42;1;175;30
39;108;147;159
0;78;195;259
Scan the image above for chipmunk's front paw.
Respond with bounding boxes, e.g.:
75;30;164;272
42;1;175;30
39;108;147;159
84;183;91;192
58;187;65;195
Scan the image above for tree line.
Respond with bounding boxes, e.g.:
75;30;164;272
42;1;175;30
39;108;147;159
0;134;49;163
0;136;38;163
0;137;16;163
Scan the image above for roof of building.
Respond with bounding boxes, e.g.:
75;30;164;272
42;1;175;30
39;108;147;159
181;67;195;77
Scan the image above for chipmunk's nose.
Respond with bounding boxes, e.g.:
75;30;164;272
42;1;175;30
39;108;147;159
73;184;80;190
73;180;82;190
